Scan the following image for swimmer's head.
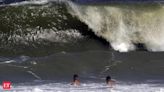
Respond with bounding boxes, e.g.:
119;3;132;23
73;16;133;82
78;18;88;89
73;74;79;81
106;76;111;83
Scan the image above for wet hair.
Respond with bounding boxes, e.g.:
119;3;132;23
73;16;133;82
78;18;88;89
106;76;111;83
73;74;79;81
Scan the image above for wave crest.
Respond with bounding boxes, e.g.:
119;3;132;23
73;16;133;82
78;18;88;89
69;2;164;52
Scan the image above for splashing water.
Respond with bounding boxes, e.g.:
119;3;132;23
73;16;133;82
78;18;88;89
68;2;164;52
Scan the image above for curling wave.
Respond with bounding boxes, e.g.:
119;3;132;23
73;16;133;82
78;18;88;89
68;2;164;52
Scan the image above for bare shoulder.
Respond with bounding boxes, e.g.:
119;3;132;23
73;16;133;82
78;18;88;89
110;79;116;83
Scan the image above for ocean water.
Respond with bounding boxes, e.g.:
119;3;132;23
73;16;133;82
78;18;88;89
1;82;164;92
0;0;164;92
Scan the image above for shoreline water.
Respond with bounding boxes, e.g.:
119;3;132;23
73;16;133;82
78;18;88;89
1;81;164;92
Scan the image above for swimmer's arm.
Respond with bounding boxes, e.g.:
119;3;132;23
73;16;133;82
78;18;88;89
76;81;80;85
70;80;80;86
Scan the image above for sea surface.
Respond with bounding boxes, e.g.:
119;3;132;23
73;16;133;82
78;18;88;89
0;0;164;92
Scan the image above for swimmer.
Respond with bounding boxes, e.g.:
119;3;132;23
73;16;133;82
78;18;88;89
106;75;116;88
71;74;80;86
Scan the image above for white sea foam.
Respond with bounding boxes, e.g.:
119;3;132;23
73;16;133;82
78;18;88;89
8;0;68;6
2;82;163;92
10;29;83;44
68;2;164;52
36;29;83;43
0;60;16;64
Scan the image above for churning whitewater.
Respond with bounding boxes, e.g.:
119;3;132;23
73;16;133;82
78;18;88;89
68;2;164;52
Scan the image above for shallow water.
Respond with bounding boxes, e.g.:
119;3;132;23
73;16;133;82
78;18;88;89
2;82;163;92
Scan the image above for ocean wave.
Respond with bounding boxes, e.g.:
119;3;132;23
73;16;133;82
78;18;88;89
68;2;164;52
1;0;164;52
0;2;83;45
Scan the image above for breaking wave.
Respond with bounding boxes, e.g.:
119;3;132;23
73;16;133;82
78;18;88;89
68;2;164;52
1;0;164;53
